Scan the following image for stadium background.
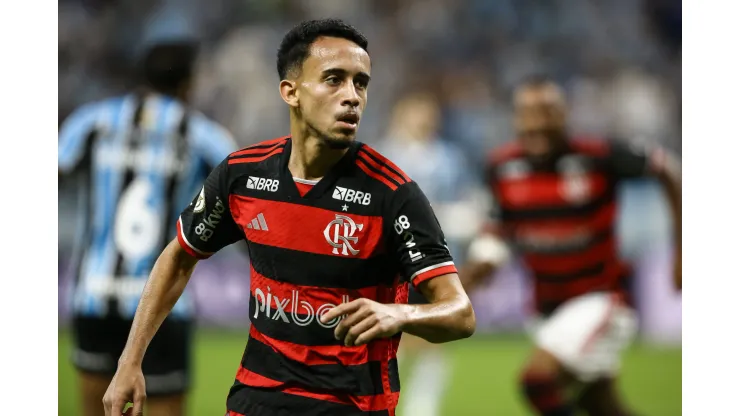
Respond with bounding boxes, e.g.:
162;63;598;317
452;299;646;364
58;0;682;414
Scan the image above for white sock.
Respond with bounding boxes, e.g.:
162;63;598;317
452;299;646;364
399;348;451;416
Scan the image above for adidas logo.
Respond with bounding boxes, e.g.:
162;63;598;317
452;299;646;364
246;213;269;231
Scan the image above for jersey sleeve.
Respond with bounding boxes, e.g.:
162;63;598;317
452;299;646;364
177;159;244;259
190;114;238;169
384;182;458;289
58;103;98;173
607;140;667;180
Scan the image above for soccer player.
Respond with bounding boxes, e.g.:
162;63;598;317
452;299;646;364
59;39;237;416
461;76;682;416
102;19;475;416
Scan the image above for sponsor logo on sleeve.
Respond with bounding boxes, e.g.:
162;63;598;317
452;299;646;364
195;198;226;242
395;215;424;262
193;187;206;213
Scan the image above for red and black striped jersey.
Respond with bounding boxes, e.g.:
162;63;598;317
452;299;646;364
487;137;665;315
177;136;457;416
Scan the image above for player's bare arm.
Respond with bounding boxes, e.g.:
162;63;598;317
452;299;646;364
324;273;474;346
654;150;682;290
402;272;476;342
102;239;199;416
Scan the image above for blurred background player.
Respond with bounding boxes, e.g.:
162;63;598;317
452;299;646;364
379;91;486;416
461;76;681;416
57;28;237;415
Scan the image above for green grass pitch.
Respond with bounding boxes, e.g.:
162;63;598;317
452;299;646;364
58;330;681;415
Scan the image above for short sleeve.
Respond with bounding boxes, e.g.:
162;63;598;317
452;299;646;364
177;160;244;259
384;182;458;289
608;140;666;180
59;104;98;173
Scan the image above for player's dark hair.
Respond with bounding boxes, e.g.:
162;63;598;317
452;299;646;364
277;19;369;80
143;41;198;96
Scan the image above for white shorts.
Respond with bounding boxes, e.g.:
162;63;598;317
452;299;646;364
527;292;638;383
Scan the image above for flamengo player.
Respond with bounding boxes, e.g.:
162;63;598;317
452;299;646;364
462;76;681;416
103;19;475;416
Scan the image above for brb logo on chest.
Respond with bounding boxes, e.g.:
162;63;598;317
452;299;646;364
333;186;371;206
247;176;279;192
324;214;364;256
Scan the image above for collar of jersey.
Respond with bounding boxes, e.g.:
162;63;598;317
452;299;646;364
279;137;362;200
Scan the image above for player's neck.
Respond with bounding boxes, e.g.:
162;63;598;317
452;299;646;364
288;133;348;181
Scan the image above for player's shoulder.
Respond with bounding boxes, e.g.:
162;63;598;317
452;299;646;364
487;140;525;166
61;95;128;134
568;136;611;157
187;109;233;140
226;135;290;170
93;94;131;109
355;142;413;193
68;95;123;119
187;107;226;129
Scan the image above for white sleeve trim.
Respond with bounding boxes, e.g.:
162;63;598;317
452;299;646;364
409;261;456;281
178;216;212;257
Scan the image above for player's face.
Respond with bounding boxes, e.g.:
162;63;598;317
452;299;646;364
513;85;568;160
297;37;371;149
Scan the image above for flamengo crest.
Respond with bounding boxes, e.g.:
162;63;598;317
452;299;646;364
324;214;364;256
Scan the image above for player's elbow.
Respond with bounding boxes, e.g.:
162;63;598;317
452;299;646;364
441;297;475;342
457;298;476;339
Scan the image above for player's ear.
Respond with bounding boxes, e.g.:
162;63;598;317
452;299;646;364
279;79;299;108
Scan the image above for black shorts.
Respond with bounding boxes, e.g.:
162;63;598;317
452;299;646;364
71;314;193;397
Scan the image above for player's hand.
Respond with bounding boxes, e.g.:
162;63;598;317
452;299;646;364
102;362;146;416
322;298;408;346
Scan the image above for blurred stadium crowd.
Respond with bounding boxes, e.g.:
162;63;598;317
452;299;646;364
58;0;681;337
59;0;680;150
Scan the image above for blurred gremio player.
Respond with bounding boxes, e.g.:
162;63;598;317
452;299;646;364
103;19;475;416
58;38;237;416
462;76;681;416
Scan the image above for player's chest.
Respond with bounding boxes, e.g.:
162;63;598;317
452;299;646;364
495;156;610;209
230;178;387;259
